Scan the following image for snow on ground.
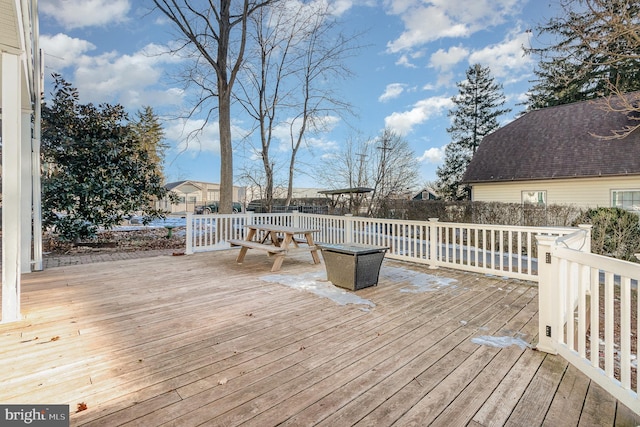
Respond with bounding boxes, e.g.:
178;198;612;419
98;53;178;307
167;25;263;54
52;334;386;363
114;216;188;231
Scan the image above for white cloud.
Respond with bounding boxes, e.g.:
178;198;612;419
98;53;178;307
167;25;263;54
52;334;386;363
328;0;356;16
75;51;158;102
429;45;469;72
384;95;453;134
395;54;417;68
40;0;131;30
379;83;407;102
42;41;185;108
165;119;220;154
385;0;521;53
468;31;533;80
41;33;96;70
166;118;251;155
271;115;341;152
417;145;446;163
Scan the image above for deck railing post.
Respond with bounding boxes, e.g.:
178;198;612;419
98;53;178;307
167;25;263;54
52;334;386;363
535;234;559;354
243;211;254;239
344;214;354;243
185;213;193;255
578;224;592;253
428;218;439;269
292;211;300;228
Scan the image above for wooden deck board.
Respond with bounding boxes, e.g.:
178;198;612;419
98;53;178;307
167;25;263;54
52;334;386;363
0;249;638;426
309;284;536;427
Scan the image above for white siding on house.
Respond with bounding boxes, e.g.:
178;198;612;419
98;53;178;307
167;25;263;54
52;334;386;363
471;176;640;209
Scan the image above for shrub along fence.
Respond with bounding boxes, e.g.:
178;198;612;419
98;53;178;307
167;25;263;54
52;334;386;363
382;199;582;226
384;200;640;262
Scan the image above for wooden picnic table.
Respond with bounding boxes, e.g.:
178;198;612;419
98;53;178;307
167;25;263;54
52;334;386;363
228;224;320;272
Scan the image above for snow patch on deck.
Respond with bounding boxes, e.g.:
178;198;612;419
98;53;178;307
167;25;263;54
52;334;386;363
261;271;375;311
261;263;461;310
380;265;458;293
471;335;531;350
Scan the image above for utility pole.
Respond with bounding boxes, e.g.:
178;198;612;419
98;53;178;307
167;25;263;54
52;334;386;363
377;135;391;197
375;132;392;217
354;152;367;214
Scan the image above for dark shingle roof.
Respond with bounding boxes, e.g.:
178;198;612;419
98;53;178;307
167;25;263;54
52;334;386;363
164;180;188;191
463;93;640;183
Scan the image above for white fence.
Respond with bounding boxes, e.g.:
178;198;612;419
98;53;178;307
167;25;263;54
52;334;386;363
537;230;640;415
187;211;640;414
186;211;577;282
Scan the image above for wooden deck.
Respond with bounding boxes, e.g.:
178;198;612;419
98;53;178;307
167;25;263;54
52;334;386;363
1;249;640;426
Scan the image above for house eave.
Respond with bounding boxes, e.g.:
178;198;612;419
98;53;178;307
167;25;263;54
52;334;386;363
465;172;640;185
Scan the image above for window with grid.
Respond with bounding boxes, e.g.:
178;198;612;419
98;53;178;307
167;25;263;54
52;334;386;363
522;190;546;206
612;190;640;212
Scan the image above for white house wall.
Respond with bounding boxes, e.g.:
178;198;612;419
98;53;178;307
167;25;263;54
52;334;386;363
2;51;23;322
1;0;40;323
470;176;640;208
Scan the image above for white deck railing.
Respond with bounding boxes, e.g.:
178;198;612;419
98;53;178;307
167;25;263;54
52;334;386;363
537;230;640;415
186;211;640;414
186;212;577;282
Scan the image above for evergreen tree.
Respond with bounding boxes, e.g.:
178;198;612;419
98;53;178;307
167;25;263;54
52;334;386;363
525;0;640;113
41;74;172;241
436;64;510;200
131;106;169;182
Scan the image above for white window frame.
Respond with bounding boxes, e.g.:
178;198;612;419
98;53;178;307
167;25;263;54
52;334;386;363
611;189;640;213
522;190;547;206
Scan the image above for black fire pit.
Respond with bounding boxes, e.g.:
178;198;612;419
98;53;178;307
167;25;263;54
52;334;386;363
319;243;388;291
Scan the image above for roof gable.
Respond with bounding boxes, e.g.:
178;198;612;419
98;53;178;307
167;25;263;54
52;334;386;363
464;93;640;183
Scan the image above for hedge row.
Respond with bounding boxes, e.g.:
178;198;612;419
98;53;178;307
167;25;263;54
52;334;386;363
381;200;640;262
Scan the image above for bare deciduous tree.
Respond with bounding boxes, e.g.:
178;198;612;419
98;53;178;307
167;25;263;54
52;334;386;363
320;129;419;216
152;0;275;213
237;1;358;212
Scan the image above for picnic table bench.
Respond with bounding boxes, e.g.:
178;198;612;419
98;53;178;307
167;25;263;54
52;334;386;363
229;224;320;272
227;239;286;255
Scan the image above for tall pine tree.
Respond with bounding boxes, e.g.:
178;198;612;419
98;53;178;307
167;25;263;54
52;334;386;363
436;64;510;200
131;106;169;182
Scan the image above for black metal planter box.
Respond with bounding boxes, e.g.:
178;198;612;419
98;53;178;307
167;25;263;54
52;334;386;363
319;243;388;291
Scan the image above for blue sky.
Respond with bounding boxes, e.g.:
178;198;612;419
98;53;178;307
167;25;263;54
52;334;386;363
38;0;560;189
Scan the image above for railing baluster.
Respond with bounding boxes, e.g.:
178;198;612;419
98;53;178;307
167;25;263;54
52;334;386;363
605;272;615;378
621;276;631;389
590;267;600;368
563;260;573;348
577;264;588;358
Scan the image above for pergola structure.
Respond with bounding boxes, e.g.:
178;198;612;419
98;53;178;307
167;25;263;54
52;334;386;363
1;0;42;322
318;187;373;214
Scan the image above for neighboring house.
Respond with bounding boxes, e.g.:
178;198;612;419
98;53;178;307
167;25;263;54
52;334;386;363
413;187;439;201
463;93;640;212
158;180;246;213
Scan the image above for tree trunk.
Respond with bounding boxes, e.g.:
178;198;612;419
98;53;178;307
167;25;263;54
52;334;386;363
218;88;234;214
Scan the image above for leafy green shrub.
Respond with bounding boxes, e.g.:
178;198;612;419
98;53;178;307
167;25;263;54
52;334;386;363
572;207;640;261
41;75;172;242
